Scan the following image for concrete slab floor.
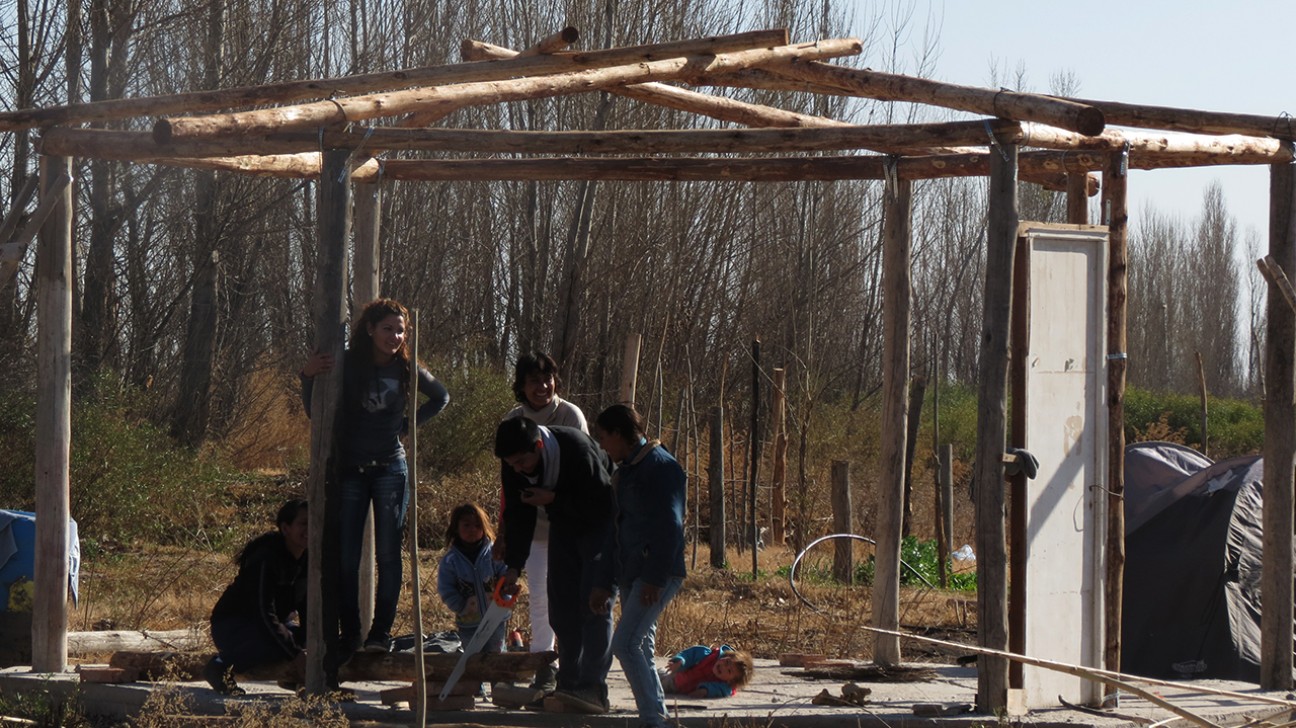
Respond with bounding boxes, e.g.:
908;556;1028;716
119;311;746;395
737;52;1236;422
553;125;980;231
2;661;1294;727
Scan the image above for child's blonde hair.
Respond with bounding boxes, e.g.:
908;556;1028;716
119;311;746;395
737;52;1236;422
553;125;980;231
444;502;495;546
723;649;755;689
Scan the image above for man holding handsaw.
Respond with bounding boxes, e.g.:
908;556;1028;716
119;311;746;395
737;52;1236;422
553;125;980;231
494;416;616;715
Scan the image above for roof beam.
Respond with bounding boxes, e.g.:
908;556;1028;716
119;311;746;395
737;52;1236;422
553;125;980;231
152;39;863;143
0;29;790;132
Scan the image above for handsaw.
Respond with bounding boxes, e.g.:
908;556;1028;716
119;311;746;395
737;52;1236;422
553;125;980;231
439;578;518;700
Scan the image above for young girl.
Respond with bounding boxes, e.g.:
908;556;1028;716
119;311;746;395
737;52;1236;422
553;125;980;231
300;298;450;655
437;503;509;653
660;644;754;698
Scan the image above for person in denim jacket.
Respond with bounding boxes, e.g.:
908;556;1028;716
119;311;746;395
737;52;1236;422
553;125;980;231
590;404;687;728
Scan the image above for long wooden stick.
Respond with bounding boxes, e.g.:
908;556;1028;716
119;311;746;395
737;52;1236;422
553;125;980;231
408;308;426;727
0;29;789;132
766;60;1104;135
154;40;861;142
860;623;1296;728
1257;255;1296;315
462;38;852;130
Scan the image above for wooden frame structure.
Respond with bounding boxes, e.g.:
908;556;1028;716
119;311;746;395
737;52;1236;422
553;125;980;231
5;25;1296;711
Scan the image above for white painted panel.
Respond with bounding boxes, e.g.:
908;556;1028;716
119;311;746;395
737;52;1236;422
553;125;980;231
1022;228;1108;708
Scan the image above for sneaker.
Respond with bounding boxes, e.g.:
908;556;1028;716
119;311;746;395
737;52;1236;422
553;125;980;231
363;636;391;653
202;656;245;696
555;686;609;715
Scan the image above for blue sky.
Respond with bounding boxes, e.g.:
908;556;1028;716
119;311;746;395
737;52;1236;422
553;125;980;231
849;0;1295;241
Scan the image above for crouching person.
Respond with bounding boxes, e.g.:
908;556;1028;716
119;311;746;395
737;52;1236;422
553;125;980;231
204;499;309;695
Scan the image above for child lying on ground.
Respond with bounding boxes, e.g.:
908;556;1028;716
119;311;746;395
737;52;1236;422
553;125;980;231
659;644;754;698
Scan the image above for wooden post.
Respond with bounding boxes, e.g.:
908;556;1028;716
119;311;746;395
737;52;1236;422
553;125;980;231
352;174;381;645
708;406;725;569
407;310;426;727
1008;223;1030;690
1261;154;1296;691
748;338;760;579
938;444;954;588
902;377;925;538
975;141;1018;713
1195;352;1208;457
873;173;911;666
32;155;72;673
1067;173;1089;224
770;368;788;545
620;333;641;405
1103;150;1129;699
831;461;852;584
305;149;351;694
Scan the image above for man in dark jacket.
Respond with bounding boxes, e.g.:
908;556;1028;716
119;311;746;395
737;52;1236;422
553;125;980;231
495;416;615;714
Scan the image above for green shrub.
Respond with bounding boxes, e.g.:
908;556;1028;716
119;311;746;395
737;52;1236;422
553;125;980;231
1125;386;1262;457
0;378;237;549
417;358;514;476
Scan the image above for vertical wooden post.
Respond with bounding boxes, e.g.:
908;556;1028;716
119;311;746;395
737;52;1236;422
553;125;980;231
1103;150;1129;698
975;141;1018;712
620;333;641;405
770;368;788;545
305;150;351;694
938;444;954;588
874;173;912;666
1261;154;1296;691
1008;223;1030;690
708;406;725;569
351;175;381;647
1195;352;1208;458
831;461;852;584
1066;173;1089;225
749;338;760;578
902;377;925;538
32;155;72;674
407;310;426;727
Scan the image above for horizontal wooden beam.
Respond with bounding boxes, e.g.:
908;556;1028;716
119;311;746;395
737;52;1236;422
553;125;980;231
45;121;1027;158
766;60;1105;136
1020;123;1294;163
0;29;790;132
1068;96;1296;140
154;39;862;142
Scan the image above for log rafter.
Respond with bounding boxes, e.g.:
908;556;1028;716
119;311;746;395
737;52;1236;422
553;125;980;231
0;29;791;132
153;39;863;143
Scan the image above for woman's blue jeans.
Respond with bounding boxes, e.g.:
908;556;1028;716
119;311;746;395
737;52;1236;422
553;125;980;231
610;576;683;727
337;457;408;646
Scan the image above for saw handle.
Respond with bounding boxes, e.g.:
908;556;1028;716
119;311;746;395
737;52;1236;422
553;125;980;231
492;576;519;609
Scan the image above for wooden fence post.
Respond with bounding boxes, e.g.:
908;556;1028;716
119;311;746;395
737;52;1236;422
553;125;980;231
1067;172;1089;225
32;154;73;673
709;406;725;569
975;141;1018;712
770;368;788;545
831;461;852;584
874;173;912;666
305;149;351;694
1261;152;1296;691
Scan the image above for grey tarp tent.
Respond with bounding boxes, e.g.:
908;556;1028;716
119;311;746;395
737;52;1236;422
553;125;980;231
1122;441;1276;680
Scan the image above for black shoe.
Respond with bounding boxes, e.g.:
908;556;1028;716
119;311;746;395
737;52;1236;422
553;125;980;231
363;635;392;653
554;686;608;715
202;657;245;696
